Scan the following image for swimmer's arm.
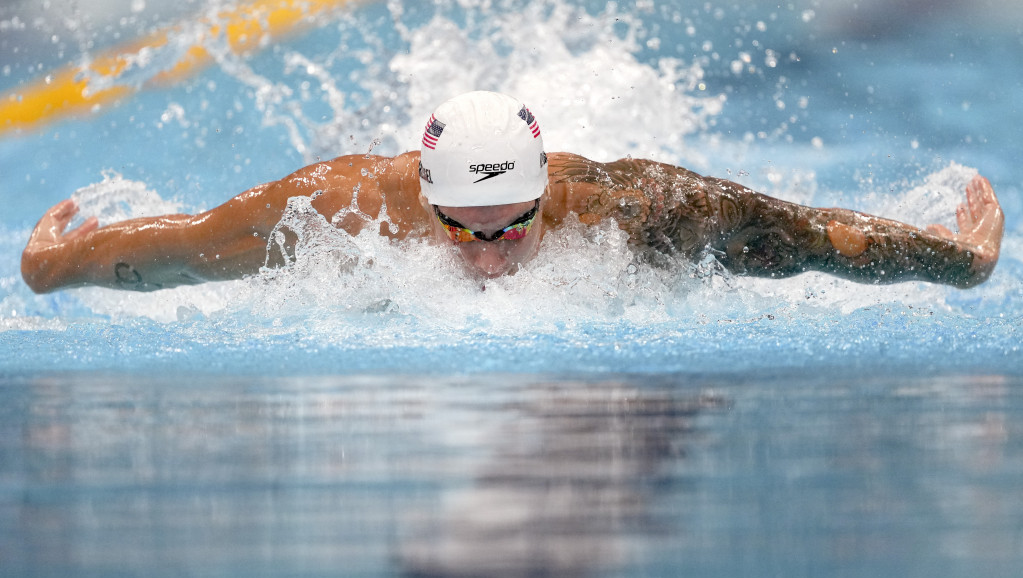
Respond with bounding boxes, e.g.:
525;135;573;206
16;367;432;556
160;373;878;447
695;174;1003;288
22;154;408;293
557;156;1003;288
21;183;287;293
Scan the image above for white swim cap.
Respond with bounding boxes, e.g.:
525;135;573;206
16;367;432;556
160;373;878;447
419;91;548;207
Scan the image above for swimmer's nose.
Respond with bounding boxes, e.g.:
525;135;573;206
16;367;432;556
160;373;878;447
459;244;515;278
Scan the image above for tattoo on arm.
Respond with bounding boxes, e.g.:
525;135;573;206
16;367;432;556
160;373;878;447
114;262;163;291
552;157;733;256
556;156;977;286
806;209;975;285
705;184;976;285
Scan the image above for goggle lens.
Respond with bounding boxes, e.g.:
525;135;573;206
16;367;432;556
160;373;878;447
435;200;539;243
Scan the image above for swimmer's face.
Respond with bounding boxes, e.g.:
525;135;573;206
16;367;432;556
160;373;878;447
431;198;544;279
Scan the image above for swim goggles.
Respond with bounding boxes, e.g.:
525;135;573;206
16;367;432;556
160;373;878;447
433;199;540;243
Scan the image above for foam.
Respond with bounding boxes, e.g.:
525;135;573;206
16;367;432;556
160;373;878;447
70;171;185;226
388;2;725;165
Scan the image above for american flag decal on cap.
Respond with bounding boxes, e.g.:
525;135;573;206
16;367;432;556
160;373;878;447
518;106;541;139
422;115;446;149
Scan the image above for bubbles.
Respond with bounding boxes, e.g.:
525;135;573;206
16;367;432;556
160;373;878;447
158;102;190;128
0;15;26;32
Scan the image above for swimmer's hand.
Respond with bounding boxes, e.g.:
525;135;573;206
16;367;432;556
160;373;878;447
924;175;1004;288
22;199;99;293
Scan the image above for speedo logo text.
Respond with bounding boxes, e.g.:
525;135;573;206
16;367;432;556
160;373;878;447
469;161;515;183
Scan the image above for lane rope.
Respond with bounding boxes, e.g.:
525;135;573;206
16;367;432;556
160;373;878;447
0;0;357;135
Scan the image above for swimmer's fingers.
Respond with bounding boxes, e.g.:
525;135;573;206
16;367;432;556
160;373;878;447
955;203;974;233
23;199;103;294
64;215;100;242
960;175;1004;284
28;199;76;245
955;176;1001;238
27;199;97;247
957;179;982;232
963;176;1004;241
969;175;996;214
966;175;995;216
925;224;955;240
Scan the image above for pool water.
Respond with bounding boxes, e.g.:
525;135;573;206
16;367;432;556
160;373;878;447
2;0;1022;575
4;371;1022;577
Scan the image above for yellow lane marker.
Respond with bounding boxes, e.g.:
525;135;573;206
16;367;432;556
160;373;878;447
1;0;357;135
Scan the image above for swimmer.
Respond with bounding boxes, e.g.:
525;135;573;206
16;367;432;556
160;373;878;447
22;91;1004;293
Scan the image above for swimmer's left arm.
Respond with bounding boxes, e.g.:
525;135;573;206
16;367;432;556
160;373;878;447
556;156;1003;288
703;176;1002;288
693;173;1003;288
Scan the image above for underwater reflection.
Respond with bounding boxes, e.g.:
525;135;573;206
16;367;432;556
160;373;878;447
400;381;726;577
4;373;726;577
7;373;1023;576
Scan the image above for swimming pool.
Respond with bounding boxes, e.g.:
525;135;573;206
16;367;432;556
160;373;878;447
2;0;1022;575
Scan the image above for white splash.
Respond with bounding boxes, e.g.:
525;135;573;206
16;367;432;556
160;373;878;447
389;2;725;165
70;170;184;226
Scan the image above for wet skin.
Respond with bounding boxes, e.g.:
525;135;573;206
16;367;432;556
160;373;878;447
22;151;1004;293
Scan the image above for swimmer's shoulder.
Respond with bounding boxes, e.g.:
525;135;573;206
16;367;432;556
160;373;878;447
545;153;608;221
544;152;712;245
268;152;423;239
305;151;421;201
545;152;654;225
377;151;431;237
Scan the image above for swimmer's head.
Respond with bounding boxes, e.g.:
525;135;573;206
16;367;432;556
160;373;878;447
419;91;548;207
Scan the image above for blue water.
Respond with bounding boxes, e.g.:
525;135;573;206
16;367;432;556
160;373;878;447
2;0;1022;575
3;372;1023;577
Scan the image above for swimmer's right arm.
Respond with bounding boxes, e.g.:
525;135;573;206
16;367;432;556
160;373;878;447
21;154;402;293
21;182;288;293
